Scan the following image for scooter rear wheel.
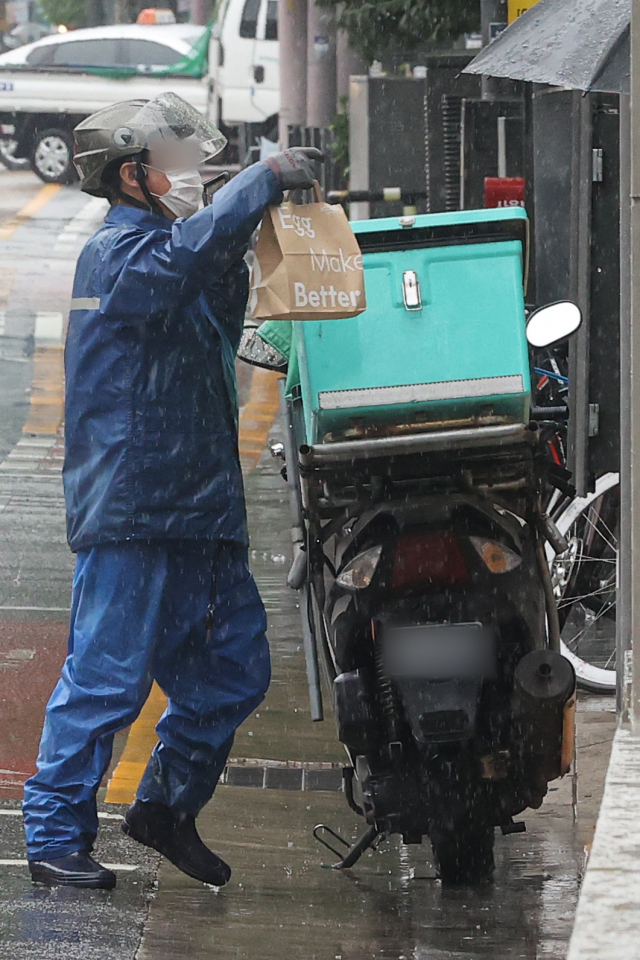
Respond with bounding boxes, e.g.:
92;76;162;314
429;820;495;886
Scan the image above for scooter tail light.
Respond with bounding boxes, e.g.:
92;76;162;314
470;536;522;574
336;544;383;591
391;531;468;591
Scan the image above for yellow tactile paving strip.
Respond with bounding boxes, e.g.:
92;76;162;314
22;345;65;436
105;365;281;804
238;365;282;472
0;183;60;242
103;684;169;804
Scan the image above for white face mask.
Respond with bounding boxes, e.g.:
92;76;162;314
149;167;203;219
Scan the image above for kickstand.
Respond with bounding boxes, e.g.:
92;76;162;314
313;823;382;869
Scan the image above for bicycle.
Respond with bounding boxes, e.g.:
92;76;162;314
534;355;619;693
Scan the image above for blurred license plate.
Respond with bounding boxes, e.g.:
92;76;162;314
383;622;496;680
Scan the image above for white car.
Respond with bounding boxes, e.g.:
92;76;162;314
0;23;205;71
0;23;210;181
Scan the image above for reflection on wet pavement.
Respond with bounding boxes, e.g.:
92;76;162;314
0;808;160;960
138;783;587;960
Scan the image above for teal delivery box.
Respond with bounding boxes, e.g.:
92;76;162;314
294;208;531;445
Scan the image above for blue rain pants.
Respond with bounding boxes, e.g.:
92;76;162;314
23;539;270;861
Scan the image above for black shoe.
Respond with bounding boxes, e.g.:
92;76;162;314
28;850;116;889
122;800;231;887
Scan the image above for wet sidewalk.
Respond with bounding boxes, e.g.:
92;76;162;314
0;375;617;959
0;414;617;960
0;175;619;957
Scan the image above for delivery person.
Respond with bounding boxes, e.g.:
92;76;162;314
22;92;322;890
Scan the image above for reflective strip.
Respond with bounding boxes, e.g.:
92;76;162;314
69;297;101;311
318;375;525;411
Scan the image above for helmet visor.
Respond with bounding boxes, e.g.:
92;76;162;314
127;92;227;168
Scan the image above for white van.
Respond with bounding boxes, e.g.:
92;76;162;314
211;0;280;127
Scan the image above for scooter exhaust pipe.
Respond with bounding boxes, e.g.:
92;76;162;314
512;650;576;783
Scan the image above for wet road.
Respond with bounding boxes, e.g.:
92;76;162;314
0;168;617;959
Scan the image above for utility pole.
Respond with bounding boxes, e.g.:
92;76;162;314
278;0;308;146
480;0;507;45
189;0;210;25
336;28;365;106
86;0;104;26
306;0;337;129
480;0;507;99
630;0;640;727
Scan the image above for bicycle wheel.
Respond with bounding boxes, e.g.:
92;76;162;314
547;472;619;692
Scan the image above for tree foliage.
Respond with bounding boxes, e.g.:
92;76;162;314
39;0;87;28
319;0;480;63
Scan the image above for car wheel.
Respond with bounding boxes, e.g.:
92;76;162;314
0;139;30;171
30;128;78;184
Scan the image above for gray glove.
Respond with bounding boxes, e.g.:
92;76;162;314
263;147;324;191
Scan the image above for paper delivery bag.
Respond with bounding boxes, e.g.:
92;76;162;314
250;183;367;321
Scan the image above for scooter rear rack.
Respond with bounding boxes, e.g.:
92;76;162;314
299;422;536;467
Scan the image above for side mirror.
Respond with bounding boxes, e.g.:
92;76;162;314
526;301;582;349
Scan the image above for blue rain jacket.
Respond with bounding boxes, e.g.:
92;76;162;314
63;162;282;552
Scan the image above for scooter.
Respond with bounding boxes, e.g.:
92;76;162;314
271;206;581;884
